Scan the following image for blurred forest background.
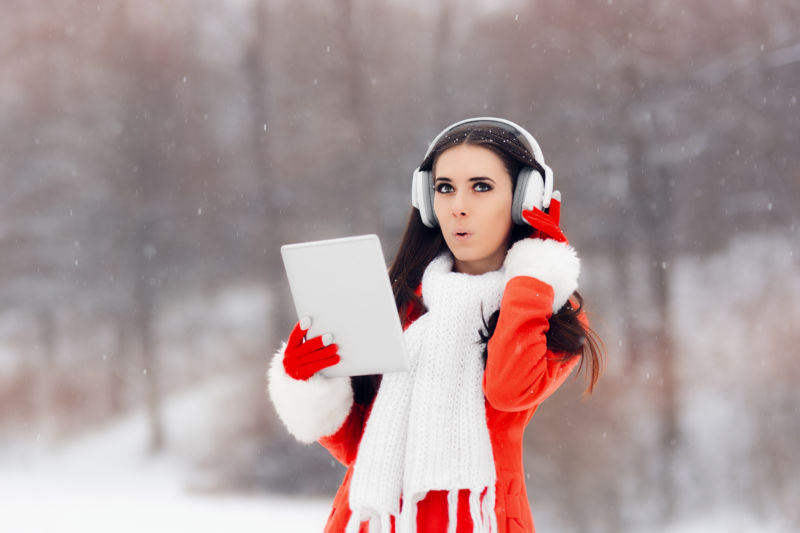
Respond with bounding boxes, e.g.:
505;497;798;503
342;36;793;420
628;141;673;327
1;0;799;532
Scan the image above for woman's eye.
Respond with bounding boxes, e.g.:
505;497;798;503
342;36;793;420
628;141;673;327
435;183;454;194
474;182;492;192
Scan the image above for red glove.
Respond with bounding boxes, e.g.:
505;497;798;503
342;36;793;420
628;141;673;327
521;191;568;243
282;317;340;380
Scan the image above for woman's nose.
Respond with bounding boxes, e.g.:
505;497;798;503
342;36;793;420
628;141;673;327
451;191;468;217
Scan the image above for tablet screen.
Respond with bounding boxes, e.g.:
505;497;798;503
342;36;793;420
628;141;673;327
280;234;409;378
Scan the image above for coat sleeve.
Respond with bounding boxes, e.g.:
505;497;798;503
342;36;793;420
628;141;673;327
318;401;370;466
267;342;354;444
483;238;582;412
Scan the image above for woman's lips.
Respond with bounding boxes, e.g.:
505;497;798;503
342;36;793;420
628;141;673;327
453;231;472;241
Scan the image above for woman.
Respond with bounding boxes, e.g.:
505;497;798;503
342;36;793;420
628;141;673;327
268;117;604;533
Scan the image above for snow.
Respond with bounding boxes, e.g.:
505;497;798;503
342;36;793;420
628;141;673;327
630;511;790;533
2;475;329;533
0;366;793;532
0;376;330;533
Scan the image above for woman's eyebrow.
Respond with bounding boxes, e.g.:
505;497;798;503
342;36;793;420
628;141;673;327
434;176;496;183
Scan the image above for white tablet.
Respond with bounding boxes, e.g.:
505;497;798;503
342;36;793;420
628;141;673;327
280;234;410;378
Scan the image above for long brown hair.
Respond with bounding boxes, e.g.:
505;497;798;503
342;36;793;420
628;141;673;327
352;123;604;404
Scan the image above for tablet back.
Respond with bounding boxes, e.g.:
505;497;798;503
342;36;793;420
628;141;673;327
280;234;409;378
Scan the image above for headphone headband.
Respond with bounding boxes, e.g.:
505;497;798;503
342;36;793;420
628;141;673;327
421;117;541;165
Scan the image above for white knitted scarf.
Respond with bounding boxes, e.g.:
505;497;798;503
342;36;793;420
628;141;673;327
347;253;504;533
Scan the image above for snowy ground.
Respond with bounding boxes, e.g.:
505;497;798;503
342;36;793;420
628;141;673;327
0;376;331;533
0;374;791;533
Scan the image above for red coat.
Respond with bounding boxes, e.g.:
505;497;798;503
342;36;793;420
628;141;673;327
318;275;581;533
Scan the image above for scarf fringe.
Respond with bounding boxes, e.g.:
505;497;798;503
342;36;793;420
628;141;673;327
345;509;396;533
380;511;392;533
469;490;483;532
481;486;498;533
345;509;361;533
446;490;458;533
399;493;423;533
350;487;498;533
345;509;393;533
470;487;498;533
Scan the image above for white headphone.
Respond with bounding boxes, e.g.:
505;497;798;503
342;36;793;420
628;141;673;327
411;117;555;228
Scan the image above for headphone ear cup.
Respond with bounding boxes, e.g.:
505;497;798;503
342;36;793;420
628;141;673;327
411;168;438;228
511;167;545;225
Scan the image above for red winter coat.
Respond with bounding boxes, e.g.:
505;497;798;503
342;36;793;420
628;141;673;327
318;274;582;533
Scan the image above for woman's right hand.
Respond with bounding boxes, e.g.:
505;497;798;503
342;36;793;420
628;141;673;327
283;317;340;380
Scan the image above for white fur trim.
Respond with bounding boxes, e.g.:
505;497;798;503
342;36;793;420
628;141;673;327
267;342;354;444
503;238;580;313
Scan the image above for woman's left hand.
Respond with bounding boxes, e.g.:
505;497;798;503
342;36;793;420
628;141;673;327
521;191;567;243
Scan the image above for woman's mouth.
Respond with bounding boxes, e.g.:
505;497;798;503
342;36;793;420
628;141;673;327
453;231;471;241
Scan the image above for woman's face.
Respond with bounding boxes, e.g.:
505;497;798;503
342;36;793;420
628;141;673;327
433;143;514;275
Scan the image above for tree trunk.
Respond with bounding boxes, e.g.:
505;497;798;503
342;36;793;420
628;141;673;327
109;314;127;415
244;0;286;344
431;0;454;129
650;165;679;520
36;308;57;435
135;220;164;453
623;64;680;521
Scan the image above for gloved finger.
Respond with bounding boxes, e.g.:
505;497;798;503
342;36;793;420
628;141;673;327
299;353;341;377
294;342;339;364
541;225;568;243
548;191;561;226
522;208;568;243
300;355;341;378
287;319;309;350
285;344;338;380
521;208;554;229
291;347;341;380
299;345;340;368
291;334;331;358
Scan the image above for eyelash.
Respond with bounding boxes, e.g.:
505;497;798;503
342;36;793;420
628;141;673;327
435;182;493;194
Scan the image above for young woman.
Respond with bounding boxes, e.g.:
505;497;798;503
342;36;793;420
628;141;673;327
268;117;604;533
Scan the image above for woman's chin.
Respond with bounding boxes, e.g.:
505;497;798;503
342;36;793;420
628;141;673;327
451;255;500;275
